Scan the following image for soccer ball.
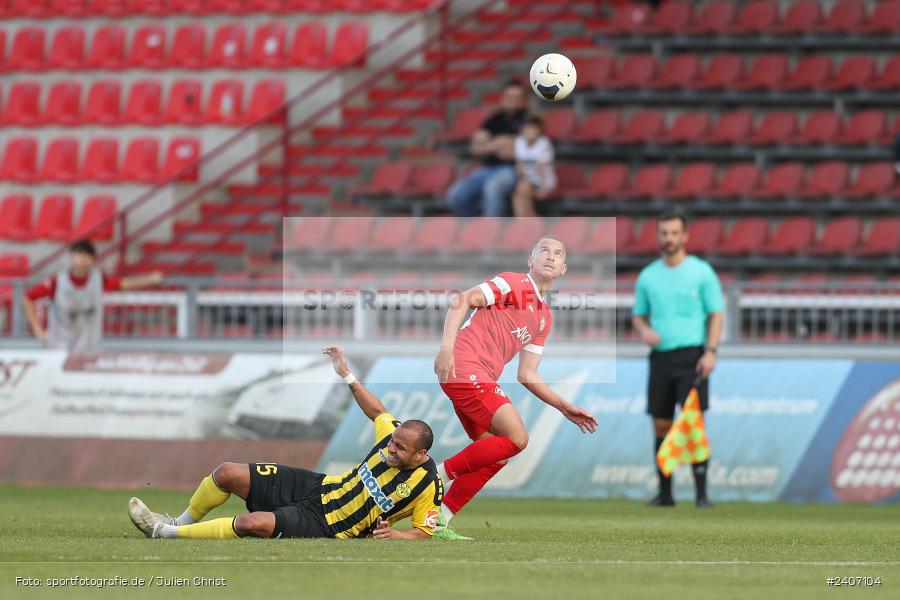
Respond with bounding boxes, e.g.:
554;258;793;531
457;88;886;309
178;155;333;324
530;53;577;101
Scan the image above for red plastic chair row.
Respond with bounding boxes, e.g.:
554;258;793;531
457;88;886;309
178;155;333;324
352;161;456;200
0;136;200;184
0;79;285;126
580;53;900;92
543;108;895;147
0;193;118;242
0;0;432;18
564;161;897;201
598;0;900;36
0;21;368;71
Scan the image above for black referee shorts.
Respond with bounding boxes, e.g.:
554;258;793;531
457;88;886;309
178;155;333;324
647;346;709;420
245;463;334;539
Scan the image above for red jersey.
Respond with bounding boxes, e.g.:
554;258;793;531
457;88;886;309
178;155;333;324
453;271;552;381
25;272;121;301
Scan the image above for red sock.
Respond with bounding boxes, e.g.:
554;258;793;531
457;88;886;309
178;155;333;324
443;462;505;514
443;435;521;479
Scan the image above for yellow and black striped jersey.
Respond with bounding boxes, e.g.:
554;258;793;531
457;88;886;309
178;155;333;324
320;413;443;539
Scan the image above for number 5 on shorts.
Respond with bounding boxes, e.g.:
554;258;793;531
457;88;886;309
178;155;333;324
256;464;278;476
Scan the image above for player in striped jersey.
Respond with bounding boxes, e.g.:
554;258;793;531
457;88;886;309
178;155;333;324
128;346;442;541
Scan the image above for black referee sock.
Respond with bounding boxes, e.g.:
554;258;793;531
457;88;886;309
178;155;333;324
654;436;672;499
692;460;709;500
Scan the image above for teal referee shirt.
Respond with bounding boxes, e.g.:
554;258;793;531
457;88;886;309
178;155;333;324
633;256;724;352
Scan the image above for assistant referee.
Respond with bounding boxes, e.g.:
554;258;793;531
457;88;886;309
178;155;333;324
631;212;724;508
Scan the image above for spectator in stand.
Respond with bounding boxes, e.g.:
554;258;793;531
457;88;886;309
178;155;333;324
511;115;557;217
892;134;900;175
21;239;164;353
446;80;529;217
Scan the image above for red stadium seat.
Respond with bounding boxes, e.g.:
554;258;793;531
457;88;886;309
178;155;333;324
844;162;895;198
668;162;716;200
720;218;769;255
648;54;701;90
824;56;876;91
838;110;887;145
793;111;842;145
693;54;744;91
700;110;754;145
798;161;849;198
776;0;822;33
660;112;710;144
810;217;862;254
45;81;82;126
439;107;492;142
544;109;578;141
207;80;245;124
685;0;736;34
163;137;200;182
685;217;724;255
569;163;629;199
781;56;832;91
729;0;779;34
74;195;117;241
575;55;614;90
626;164;671;199
606;53;656;90
546;217;590;249
597;3;653;35
84;81;121;125
209;0;253;14
625;219;659;254
614;109;665;144
819;0;866;33
854;217;900;255
403;163;454;198
709;162;759;198
454;218;502;253
10;27;45;71
289;22;328;68
412;218;459;252
0;253;29;278
735;53;789;90
584;217;626;255
121;138;160;183
761;217;815;254
369;217;416;252
86;25;126;70
497;218;546;253
286;217;332;252
861;0;900;33
246;79;286;124
250;22;287;67
93;0;132;17
0;194;34;241
748;111;798;145
10;0;48;17
573;110;621;143
123;80;163;125
47;26;85;70
171;24;207;69
209;24;247;68
324;218;374;252
645;0;693;35
170;0;208;16
330;21;368;67
354;161;412;196
165;79;204;124
0;138;38;182
753;162;804;199
553;164;587;199
130;24;167;69
4;82;42;126
83;138;120;182
870;56;900;90
40;137;81;183
34;194;74;242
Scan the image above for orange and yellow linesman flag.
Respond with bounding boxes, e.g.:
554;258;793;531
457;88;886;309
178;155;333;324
656;384;711;477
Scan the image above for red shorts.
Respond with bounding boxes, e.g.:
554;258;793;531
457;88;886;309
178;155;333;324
440;369;511;440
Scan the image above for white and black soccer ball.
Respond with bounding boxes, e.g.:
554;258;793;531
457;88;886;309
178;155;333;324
530;53;577;101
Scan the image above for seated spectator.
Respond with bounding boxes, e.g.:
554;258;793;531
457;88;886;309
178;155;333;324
446;81;529;216
511;115;557;217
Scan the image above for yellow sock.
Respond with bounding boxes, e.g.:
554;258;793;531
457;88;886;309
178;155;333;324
176;517;240;539
186;474;230;522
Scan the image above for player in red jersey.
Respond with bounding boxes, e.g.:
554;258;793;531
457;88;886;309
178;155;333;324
432;236;597;539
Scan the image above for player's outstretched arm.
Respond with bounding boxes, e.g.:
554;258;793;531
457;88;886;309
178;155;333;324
435;286;487;383
323;346;387;422
517;350;597;434
372;517;430;541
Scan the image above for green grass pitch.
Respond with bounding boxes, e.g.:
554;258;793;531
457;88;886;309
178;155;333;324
1;485;898;599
